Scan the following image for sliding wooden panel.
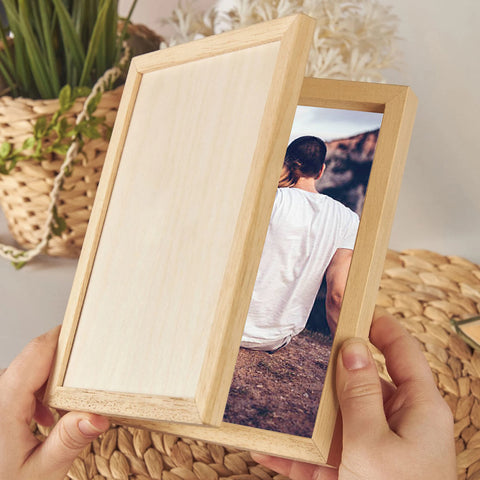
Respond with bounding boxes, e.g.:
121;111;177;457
45;14;315;427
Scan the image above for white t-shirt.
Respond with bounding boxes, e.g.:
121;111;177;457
241;187;359;349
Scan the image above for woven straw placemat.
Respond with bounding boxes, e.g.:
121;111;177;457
32;249;480;480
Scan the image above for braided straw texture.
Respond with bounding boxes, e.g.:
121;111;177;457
31;249;480;479
0;87;123;257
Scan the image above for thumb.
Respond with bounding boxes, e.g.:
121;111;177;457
26;412;110;480
336;338;388;447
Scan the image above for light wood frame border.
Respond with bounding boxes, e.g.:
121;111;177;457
45;14;315;427
94;78;417;466
45;22;417;465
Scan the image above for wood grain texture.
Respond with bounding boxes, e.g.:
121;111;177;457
299;76;392;112
195;13;316;426
46;14;315;428
311;81;418;457
48;387;202;424
63;40;282;399
133;15;306;75
45;62;143;401
96;414;327;465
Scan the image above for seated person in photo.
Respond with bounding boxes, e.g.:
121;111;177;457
241;136;359;351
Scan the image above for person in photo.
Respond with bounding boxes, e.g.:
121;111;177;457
241;136;359;351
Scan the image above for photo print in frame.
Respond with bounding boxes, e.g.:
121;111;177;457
224;106;384;438
45;15;417;466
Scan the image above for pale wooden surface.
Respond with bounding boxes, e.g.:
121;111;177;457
107;414;326;465
64;40;281;398
45;60;144;407
47;15;314;430
50;387;204;425
308;80;418;457
195;14;315;426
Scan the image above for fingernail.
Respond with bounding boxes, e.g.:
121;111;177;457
341;340;370;370
44;325;61;339
78;418;106;437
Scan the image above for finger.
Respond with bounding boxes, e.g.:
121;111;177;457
33;399;55;427
380;377;396;405
3;326;61;419
25;412;109;479
370;310;436;389
251;453;338;480
336;338;388;446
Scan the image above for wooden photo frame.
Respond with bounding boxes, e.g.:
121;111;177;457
45;14;417;466
222;105;385;440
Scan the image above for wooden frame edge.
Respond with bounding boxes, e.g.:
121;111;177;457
195;13;316;426
133;14;311;75
100;415;327;465
48;387;203;425
310;81;418;458
45;14;316;428
45;60;143;402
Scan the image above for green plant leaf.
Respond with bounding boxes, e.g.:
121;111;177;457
104;0;118;68
79;0;112;86
0;24;16;94
51;0;86;84
22;137;36;150
72;86;92;100
0;24;15;72
56;117;70;137
117;0;139;63
13;260;27;270
58;84;73;112
0;0;138;99
34;117;48;139
0;142;11;158
0;154;17;174
51;143;70;155
51;205;67;236
80;124;102;139
15;0;57;98
0;56;17;96
38;0;61;95
86;91;102;116
2;2;36;97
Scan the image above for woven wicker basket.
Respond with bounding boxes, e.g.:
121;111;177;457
30;249;480;479
0;86;123;258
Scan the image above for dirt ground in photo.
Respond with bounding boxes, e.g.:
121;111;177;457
223;329;333;437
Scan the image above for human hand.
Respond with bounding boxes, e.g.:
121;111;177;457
0;326;110;480
252;309;456;480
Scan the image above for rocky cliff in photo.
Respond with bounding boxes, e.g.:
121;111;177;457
308;128;380;333
316;128;379;215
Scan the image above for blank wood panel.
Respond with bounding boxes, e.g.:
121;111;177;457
64;42;281;397
47;14;315;428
